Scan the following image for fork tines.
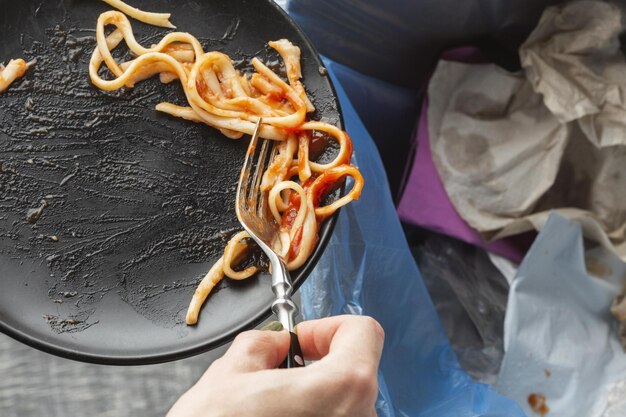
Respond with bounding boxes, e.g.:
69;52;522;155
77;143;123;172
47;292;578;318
238;118;276;218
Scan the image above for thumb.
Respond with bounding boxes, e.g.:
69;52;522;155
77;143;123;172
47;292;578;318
216;329;291;373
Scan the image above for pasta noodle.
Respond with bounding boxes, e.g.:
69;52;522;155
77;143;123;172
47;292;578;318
101;0;176;28
0;58;33;93
88;8;364;325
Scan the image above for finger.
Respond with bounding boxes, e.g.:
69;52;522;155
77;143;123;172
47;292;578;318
296;315;384;366
215;329;291;373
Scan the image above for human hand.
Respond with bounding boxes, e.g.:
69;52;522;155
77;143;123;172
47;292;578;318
167;315;384;417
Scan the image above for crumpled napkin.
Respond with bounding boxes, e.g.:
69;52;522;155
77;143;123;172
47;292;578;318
428;0;626;262
521;0;626;148
495;213;626;417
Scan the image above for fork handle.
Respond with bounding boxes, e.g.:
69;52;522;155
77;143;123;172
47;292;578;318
279;331;305;368
269;256;304;368
272;294;304;369
271;292;304;368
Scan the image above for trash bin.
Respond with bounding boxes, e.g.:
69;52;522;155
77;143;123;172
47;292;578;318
285;1;563;415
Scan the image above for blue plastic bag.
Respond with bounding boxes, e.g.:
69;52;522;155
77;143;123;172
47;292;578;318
299;57;526;417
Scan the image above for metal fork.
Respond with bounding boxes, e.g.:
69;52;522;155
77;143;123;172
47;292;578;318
235;118;304;368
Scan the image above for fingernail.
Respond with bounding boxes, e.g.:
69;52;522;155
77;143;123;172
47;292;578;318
261;321;283;331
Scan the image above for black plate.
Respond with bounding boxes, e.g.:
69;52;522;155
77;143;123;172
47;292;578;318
0;0;342;364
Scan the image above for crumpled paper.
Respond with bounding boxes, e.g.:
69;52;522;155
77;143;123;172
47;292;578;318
397;84;533;264
521;1;626;147
428;0;626;261
495;213;626;417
